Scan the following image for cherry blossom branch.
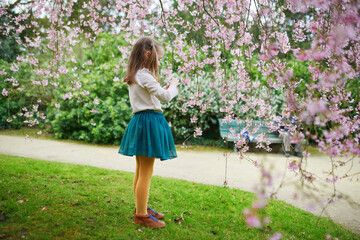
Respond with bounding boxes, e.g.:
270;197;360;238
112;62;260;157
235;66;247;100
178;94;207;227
201;0;220;28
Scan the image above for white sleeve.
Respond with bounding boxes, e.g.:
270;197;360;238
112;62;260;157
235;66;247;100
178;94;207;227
139;72;178;103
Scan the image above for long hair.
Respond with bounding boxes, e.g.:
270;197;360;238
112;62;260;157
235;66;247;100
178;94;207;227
123;37;163;85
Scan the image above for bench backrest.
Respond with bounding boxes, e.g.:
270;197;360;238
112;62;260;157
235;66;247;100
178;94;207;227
218;118;281;143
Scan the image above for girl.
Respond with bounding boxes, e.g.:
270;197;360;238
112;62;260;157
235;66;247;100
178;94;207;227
118;36;179;229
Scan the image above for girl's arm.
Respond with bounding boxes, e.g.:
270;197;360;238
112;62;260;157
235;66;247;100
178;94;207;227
140;73;178;103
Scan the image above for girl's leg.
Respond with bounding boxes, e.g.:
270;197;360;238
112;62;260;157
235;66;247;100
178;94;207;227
133;156;140;203
135;155;155;215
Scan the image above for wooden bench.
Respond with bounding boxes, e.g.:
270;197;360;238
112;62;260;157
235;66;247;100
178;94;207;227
218;118;282;151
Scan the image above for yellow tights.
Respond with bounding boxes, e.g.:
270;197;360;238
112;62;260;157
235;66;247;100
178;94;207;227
133;155;155;215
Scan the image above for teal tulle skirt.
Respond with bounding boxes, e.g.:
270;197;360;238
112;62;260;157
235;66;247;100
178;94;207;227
118;110;177;161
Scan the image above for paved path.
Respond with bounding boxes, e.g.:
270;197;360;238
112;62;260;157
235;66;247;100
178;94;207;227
0;135;359;235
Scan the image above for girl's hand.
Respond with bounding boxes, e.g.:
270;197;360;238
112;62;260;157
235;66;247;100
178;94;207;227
164;81;171;90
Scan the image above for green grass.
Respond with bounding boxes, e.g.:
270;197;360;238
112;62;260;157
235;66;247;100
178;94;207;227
0;155;358;240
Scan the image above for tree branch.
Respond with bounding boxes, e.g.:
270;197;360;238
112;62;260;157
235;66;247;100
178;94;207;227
202;0;220;28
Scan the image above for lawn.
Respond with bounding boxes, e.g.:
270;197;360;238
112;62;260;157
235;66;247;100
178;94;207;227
0;154;358;240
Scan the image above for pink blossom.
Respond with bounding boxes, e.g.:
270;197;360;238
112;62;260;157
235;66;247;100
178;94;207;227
182;78;190;85
292;193;298;200
190;116;198;123
34;69;44;75
81;91;90;96
326;176;339;183
293;48;308;61
210;82;218;88
263;217;270;224
93;98;100;105
277;32;290;53
270;233;282;240
10;63;19;72
305;99;328;116
246;216;262;228
193;127;202;137
58;65;68;74
290;132;304;144
288;160;300;170
286;0;308;12
252;199;267;209
39;113;46;120
62;92;73;100
33;105;39;112
189;46;197;58
258;54;271;61
2;88;8;96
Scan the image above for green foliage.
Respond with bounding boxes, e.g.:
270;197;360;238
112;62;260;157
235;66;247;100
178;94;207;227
0;60;34;129
49;95;132;145
0;14;22;62
0;34;22;63
290;58;312;98
47;33;133;145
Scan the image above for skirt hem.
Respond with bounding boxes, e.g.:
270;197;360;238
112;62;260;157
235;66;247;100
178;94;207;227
118;151;177;161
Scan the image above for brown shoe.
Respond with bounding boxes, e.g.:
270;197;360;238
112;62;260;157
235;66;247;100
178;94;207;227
133;213;166;229
134;207;165;220
147;207;165;219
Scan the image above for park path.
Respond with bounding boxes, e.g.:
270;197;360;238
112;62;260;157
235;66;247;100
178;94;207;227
0;135;359;235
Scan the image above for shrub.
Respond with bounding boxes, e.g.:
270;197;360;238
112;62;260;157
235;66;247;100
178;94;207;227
0;60;34;129
47;33;133;145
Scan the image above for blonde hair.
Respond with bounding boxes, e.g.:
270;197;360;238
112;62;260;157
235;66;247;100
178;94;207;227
123;37;163;85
